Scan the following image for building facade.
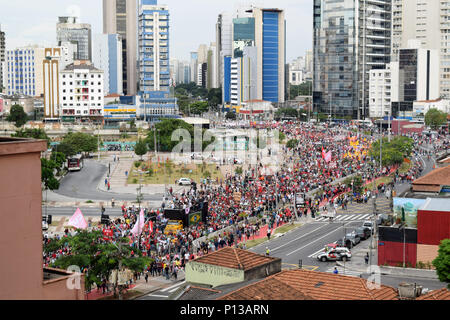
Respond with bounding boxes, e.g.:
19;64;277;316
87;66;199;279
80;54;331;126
59;61;104;122
43;48;62;120
103;0;138;96
57;16;92;61
138;0;178;121
369;62;399;118
313;0;392;119
0;26;5;92
92;33;123;95
4;46;45;97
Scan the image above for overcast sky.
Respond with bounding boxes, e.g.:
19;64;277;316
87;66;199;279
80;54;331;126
0;0;312;62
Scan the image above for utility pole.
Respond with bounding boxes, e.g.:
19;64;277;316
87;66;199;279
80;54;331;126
97;124;100;161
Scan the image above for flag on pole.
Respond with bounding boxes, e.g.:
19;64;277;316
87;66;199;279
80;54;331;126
67;208;88;230
149;220;153;233
324;151;332;163
131;209;145;236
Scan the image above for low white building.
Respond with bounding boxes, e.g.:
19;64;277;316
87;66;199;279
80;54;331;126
413;99;450;117
289;69;304;86
59;60;104;122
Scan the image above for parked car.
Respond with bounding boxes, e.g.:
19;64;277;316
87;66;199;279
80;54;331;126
345;232;361;246
354;227;371;240
362;221;374;234
176;178;192;185
317;247;352;262
191;153;204;160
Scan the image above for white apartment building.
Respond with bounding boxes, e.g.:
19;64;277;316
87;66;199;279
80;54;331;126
289;69;304;86
369;62;399;118
59;61;104;121
230;58;240;105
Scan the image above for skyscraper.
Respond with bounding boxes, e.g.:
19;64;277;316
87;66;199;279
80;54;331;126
138;0;178;121
56;16;92;61
313;0;392;119
0;25;5;92
92;34;123;95
103;0;138;95
391;0;450;99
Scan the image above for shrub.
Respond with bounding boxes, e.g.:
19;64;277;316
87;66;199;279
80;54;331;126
203;171;211;178
132;178;138;184
134;161;142;168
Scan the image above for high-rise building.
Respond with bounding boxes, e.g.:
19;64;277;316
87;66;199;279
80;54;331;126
92;34;123;95
43;48;62;120
207;43;219;89
391;0;450;98
313;0;392;119
190;52;198;84
248;7;286;104
59;61;104;122
56;17;92;61
103;0;138;96
5;46;45;97
217;12;233;102
0;25;5;92
138;0;178;121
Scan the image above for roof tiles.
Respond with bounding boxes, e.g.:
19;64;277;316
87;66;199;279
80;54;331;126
192;247;278;271
417;288;450;300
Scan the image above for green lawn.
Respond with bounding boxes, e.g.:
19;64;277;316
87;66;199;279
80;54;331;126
127;161;223;185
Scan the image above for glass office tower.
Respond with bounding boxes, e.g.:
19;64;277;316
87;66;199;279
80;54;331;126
313;0;391;119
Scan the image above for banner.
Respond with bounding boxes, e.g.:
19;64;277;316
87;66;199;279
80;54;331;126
131;209;145;236
189;211;202;226
67;208;88;230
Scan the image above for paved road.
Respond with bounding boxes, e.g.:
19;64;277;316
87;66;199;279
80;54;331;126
53;159;164;201
42;206;123;217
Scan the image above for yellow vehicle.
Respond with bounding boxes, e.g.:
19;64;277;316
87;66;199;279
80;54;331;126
164;220;183;235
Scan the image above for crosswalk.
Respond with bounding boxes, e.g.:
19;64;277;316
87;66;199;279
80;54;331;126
325;266;361;278
314;213;372;223
145;281;186;300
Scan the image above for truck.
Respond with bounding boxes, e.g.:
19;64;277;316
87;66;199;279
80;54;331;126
164;220;183;235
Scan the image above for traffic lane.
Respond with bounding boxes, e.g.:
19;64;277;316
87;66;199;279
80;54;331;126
271;221;364;271
249;222;332;256
55;160;163;201
359;273;447;292
43;207;123;217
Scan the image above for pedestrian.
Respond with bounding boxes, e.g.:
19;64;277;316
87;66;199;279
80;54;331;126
107;181;110;190
105;178;108;187
145;272;149;283
365;252;369;265
333;267;338;275
266;247;270;256
267;227;271;240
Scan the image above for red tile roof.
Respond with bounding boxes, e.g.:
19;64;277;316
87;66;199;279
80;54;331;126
192;247;279;271
412;166;450;192
218;269;399;300
417;288;450;300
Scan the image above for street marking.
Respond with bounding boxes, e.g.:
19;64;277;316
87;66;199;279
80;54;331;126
270;224;330;252
148;294;169;298
282;263;318;271
315;217;326;222
341;215;355;221
307;240;338;258
352;214;364;220
359;214;370;220
160;281;185;292
335;215;347;221
286;223;351;256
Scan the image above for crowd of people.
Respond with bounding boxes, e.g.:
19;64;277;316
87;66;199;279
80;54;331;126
43;120;446;292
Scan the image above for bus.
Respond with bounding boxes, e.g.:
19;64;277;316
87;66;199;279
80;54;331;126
67;154;84;172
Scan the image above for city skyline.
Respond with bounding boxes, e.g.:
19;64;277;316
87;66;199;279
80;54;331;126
0;0;312;63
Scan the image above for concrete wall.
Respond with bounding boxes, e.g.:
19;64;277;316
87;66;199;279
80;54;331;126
185;261;244;288
416;244;439;265
0;139;47;299
244;259;282;281
42;272;86;300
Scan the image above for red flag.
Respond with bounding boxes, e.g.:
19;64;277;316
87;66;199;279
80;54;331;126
149;220;154;233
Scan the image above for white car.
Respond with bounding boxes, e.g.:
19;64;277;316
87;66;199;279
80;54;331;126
191;153;204;160
177;178;192;186
362;221;374;234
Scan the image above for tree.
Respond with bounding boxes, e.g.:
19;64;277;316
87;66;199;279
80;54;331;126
225;111;237;120
12;128;50;147
41;158;60;190
275;107;299;120
56;142;76;158
235;166;243;175
49;230;151;296
61;132;98;155
286;139;298;149
369;136;414;167
432;239;450;289
425;108;447;130
344;175;364;195
134;139;148;160
7;104;28;127
188;101;209;115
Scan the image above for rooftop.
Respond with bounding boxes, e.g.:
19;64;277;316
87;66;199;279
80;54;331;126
417;288;450;300
0;137;47;156
419;198;450;212
412;166;450;193
218;269;399;300
192;247;279;271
